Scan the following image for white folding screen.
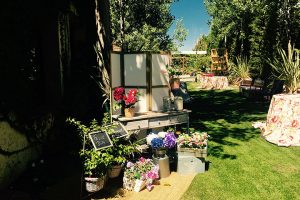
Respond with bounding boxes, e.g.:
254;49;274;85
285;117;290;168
111;53;121;88
152;54;170;86
110;52;171;113
124;54;147;86
151;54;170;111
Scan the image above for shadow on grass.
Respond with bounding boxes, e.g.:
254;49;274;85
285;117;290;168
186;89;269;159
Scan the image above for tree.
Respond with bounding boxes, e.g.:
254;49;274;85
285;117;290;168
204;0;300;79
110;0;176;51
172;18;189;50
193;34;209;51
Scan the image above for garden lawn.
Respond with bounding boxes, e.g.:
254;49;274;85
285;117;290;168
181;83;300;200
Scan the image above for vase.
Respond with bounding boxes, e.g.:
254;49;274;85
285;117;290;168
108;165;122;178
174;97;183;111
153;148;167;158
124;107;135;118
85;175;106;192
153;155;170;178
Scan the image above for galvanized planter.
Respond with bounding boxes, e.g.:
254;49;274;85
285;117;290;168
177;146;207;158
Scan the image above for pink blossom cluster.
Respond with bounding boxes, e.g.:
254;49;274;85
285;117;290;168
124;157;159;191
177;132;208;149
113;87;139;108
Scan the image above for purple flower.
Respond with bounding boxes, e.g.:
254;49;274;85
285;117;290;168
163;132;177;149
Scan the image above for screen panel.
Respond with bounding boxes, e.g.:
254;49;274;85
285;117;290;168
124;54;147;86
111;53;121;88
151;87;169;111
152;54;170;86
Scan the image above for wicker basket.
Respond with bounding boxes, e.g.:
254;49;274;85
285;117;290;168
85;175;106;192
108;165;122;178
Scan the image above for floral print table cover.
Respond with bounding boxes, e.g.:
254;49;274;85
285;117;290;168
198;75;228;89
253;94;300;146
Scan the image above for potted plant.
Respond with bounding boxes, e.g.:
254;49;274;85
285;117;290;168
66;118;111;192
177;131;209;158
113;87;139;117
268;43;300;94
80;148;110;192
146;131;177;158
123;157;159;192
106;136;136;178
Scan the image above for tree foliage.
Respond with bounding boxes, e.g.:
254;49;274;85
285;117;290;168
110;0;177;51
172;18;189;50
193;34;209;51
204;0;300;79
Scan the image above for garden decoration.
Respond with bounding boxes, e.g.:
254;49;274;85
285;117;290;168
177;131;209;174
177;131;208;158
66;118;110;192
123;157;159;192
147;131;177;178
113;87;139;117
267;43;300;94
66;114;136;192
147;131;177;158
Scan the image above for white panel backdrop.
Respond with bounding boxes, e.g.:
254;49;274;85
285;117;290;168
124;54;147;86
111;53;121;88
111;53;170;113
152;88;169;111
152;54;170;86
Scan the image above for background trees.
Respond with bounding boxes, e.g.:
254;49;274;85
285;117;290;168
204;0;300;78
110;0;177;51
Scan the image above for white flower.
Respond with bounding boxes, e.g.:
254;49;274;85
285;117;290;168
146;133;158;145
158;131;167;138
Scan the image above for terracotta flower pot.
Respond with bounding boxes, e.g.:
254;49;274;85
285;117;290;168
124;107;135;118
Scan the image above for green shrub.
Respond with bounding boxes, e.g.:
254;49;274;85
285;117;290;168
228;57;251;85
267;44;300;94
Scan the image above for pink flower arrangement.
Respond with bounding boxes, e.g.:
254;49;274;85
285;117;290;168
177;131;208;149
113;87;139;108
124;157;159;191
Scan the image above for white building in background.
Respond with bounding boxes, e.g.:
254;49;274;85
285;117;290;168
171;50;207;55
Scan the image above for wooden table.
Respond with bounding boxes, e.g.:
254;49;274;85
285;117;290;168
113;110;191;133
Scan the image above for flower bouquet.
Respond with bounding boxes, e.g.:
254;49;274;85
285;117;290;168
146;131;177;158
177;131;209;158
123;157;159;192
113;87;139;117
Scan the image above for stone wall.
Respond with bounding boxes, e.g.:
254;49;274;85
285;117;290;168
0;121;41;189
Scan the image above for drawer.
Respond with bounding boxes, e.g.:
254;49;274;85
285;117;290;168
149;117;170;128
169;114;188;124
123;120;148;130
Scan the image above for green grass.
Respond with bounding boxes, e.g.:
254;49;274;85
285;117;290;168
181;83;300;200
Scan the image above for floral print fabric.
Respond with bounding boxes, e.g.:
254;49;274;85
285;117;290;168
254;94;300;146
198;75;229;89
